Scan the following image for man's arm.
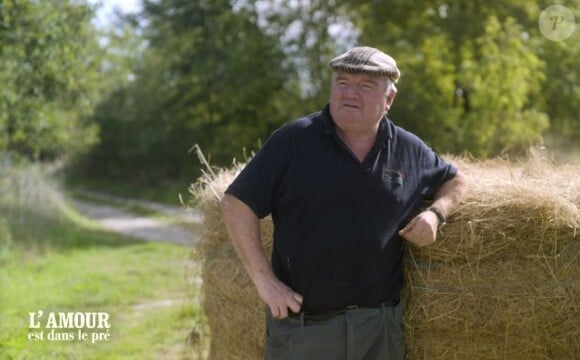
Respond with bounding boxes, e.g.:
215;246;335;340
399;169;468;247
221;194;303;319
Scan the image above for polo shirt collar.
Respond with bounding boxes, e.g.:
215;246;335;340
321;104;394;145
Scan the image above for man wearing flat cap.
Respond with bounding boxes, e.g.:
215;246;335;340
222;46;467;359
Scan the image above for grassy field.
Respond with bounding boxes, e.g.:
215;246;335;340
0;168;204;359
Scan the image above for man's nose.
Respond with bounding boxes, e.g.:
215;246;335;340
344;84;359;98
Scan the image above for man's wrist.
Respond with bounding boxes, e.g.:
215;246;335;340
251;266;277;286
427;206;446;227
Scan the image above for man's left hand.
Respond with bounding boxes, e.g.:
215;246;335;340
398;210;439;247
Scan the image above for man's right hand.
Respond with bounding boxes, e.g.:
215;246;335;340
255;275;303;319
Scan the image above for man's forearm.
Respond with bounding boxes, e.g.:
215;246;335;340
431;169;468;218
221;194;275;285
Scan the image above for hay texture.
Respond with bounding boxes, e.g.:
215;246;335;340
192;163;271;360
191;153;579;360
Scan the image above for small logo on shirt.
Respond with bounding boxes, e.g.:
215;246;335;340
382;169;404;186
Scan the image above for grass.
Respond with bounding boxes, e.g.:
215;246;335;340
0;167;205;359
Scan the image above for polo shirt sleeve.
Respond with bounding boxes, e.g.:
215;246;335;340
224;126;290;219
420;144;457;200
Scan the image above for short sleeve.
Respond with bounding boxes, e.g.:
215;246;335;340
420;145;457;199
225;126;290;218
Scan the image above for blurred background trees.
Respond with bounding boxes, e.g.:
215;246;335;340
1;0;578;189
0;0;101;160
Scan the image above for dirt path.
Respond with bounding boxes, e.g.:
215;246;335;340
69;192;202;246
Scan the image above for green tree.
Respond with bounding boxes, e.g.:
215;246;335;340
0;0;101;160
459;16;547;155
539;23;579;141
82;0;295;182
141;0;294;164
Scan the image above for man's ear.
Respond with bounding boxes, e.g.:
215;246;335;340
384;88;397;111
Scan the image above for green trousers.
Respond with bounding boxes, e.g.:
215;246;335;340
264;300;405;360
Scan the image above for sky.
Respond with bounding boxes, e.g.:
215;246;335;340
89;0;142;28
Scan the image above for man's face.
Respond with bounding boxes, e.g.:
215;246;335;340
329;71;396;136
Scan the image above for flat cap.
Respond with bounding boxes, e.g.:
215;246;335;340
329;46;400;83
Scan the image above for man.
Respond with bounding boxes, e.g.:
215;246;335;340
221;46;467;359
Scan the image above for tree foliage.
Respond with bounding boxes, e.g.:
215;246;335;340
82;0;297;181
540;29;579;140
4;1;576;183
0;0;101;160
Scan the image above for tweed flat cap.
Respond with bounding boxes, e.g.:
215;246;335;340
329;46;400;83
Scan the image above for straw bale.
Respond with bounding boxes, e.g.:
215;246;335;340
404;248;579;358
190;155;579;359
404;288;579;359
191;164;270;360
416;155;579;263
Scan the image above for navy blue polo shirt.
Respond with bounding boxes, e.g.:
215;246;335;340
226;104;456;313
